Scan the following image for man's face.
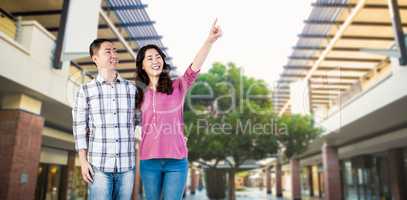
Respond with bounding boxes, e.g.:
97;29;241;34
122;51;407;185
92;42;118;70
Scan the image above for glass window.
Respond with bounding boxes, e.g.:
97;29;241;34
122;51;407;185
341;160;357;200
318;164;324;198
300;167;310;196
342;155;392;200
35;164;64;200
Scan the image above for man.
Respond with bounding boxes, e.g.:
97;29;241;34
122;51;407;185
72;39;138;200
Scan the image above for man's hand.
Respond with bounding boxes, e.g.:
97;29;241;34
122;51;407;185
78;149;94;184
80;159;94;184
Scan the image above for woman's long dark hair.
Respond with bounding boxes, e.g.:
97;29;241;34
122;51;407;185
135;44;173;109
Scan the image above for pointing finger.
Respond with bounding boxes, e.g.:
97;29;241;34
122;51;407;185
212;18;218;28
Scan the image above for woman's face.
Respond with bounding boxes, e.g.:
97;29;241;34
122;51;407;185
142;48;164;77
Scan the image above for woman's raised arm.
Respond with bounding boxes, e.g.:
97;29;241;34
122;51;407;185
191;19;222;72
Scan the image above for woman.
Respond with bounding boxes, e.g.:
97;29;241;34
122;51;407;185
135;19;222;199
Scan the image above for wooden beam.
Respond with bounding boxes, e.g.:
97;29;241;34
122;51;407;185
298;34;393;41
281;74;360;80
99;9;137;62
304;20;407;27
284;65;371;72
11;5;148;16
311;2;407;10
46;21;156;32
288;56;383;63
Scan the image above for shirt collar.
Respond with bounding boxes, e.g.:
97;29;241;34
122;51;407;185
96;72;124;84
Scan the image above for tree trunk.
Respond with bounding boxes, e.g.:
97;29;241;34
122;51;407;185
228;169;236;200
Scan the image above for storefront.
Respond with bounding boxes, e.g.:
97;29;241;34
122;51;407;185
300;167;311;196
34;147;87;200
341;153;394;200
35;163;87;200
300;165;324;198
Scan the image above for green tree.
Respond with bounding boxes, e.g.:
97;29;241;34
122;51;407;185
184;62;279;200
277;114;322;159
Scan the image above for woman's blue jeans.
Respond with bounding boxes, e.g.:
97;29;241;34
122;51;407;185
140;158;189;200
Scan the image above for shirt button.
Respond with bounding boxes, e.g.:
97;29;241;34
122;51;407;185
113;112;116;115
116;139;119;142
116;153;119;157
114;125;118;128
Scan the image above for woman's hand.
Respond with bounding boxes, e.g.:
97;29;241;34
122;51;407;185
191;19;223;72
206;18;222;44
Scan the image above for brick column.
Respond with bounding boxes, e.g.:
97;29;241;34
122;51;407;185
266;166;272;194
275;161;283;197
322;143;341;200
0;110;44;200
388;148;407;200
290;159;301;200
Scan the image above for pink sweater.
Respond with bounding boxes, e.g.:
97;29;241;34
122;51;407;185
139;66;199;160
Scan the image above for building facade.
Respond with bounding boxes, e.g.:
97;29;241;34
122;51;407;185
0;0;172;199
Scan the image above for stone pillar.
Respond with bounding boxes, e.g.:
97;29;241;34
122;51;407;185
275;161;283;197
388;148;407;200
290;159;301;200
266;166;272;194
0;94;44;200
322;143;341;200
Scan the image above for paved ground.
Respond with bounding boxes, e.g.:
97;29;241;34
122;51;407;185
184;187;286;200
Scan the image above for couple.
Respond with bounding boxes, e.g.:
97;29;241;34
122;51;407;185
72;20;222;200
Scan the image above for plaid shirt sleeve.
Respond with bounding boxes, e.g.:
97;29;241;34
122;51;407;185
72;85;89;151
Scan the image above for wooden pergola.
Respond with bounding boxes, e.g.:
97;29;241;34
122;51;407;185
273;0;407;116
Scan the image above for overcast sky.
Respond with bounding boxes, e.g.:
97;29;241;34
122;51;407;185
142;0;315;87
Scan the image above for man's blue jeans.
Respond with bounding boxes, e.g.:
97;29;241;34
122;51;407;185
140;158;188;200
88;167;135;200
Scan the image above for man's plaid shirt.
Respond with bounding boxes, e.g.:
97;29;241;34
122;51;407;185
72;74;138;172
